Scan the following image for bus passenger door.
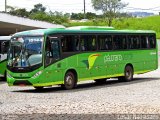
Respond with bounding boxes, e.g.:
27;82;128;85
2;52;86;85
44;37;62;84
0;40;10;76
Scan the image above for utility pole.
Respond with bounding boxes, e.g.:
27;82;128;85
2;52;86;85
84;0;86;19
5;0;7;12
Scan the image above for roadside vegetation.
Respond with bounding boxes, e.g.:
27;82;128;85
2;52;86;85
68;16;160;39
5;3;160;38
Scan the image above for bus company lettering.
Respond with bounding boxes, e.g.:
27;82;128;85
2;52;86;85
104;54;122;63
104;54;133;63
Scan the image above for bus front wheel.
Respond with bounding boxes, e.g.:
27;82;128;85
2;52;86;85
64;71;77;90
118;65;133;82
3;71;7;81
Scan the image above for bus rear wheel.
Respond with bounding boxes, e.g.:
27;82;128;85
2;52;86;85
64;71;77;90
118;65;133;82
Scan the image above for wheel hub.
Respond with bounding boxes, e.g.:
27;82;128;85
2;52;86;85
126;70;131;79
66;76;72;86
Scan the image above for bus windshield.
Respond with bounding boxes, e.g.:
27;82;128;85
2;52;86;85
8;36;43;67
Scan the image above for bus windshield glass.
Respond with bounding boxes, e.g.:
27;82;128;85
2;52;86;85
8;36;43;67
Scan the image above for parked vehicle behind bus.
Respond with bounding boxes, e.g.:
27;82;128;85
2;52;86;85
6;27;158;89
0;36;10;80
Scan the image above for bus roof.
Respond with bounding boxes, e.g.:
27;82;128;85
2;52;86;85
12;26;156;37
67;26;115;30
0;36;11;41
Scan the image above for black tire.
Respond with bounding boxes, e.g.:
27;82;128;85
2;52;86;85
2;71;7;81
4;71;7;81
94;78;106;84
118;65;133;82
64;71;77;90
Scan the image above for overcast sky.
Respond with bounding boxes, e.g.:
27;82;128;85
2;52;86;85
0;0;159;14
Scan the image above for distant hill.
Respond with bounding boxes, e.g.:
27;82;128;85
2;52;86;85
128;12;154;17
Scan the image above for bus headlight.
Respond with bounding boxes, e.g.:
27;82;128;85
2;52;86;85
33;71;43;78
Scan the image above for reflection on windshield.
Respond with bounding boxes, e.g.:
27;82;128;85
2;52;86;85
8;36;43;67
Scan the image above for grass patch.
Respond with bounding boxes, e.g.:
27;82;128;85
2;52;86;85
68;16;160;39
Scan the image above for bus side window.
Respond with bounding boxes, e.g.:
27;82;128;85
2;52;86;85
91;38;96;51
149;35;156;48
132;36;140;49
113;35;122;50
75;38;80;51
128;36;134;49
98;35;112;50
141;36;149;49
80;35;97;51
113;36;117;50
61;35;80;52
80;39;85;51
122;36;127;49
128;36;140;49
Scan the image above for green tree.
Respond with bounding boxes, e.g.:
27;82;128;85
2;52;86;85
71;12;98;20
6;5;15;12
29;11;69;24
86;12;97;19
50;11;69;24
71;13;84;20
92;0;128;26
29;12;51;22
7;6;29;17
30;3;46;13
7;4;70;25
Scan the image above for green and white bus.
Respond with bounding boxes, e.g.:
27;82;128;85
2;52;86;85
0;36;10;80
7;27;158;89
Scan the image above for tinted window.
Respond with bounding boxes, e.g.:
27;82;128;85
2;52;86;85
80;35;96;51
141;36;149;49
113;35;127;50
148;35;156;48
98;35;112;50
128;36;140;49
61;35;80;52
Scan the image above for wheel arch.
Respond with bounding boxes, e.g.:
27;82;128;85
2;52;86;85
65;69;78;82
125;63;134;73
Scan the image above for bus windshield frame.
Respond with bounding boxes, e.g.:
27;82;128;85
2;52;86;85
7;36;44;72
